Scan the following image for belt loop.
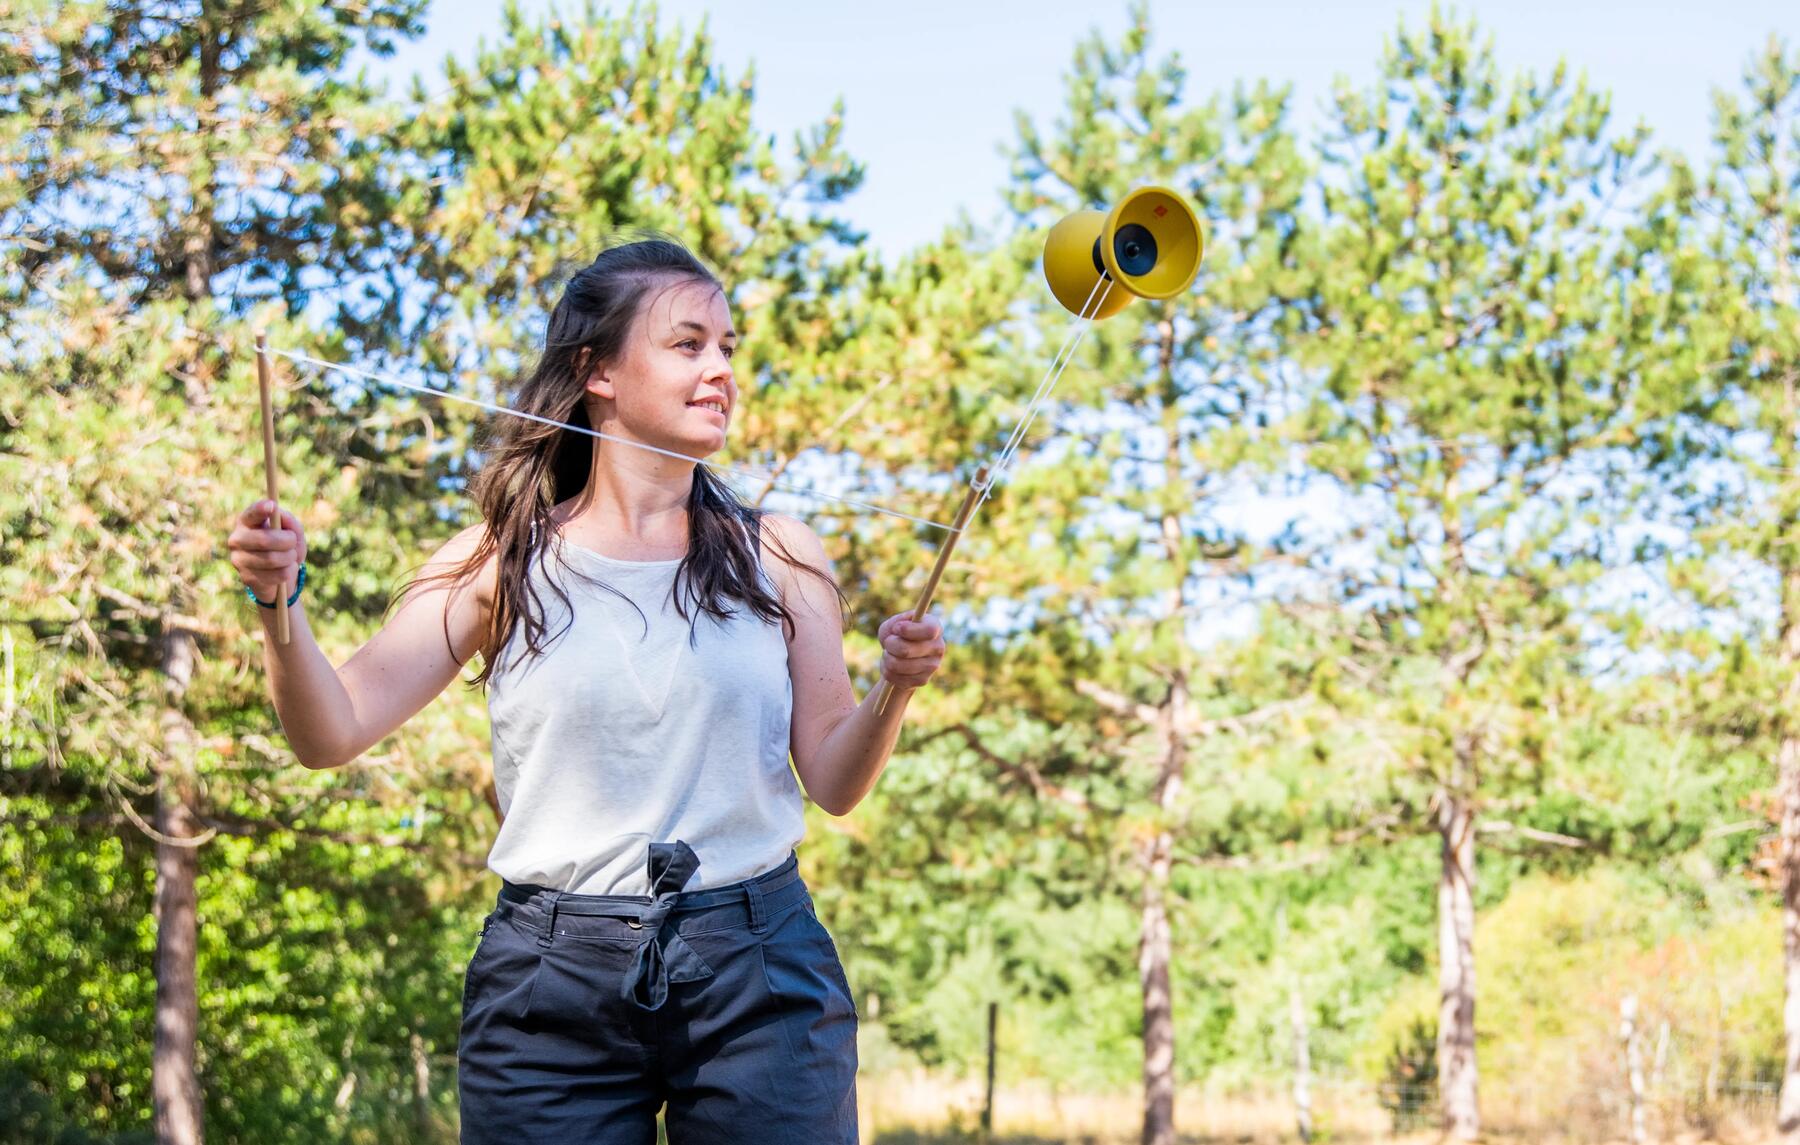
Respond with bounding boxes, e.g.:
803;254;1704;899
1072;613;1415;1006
537;894;560;948
745;878;767;935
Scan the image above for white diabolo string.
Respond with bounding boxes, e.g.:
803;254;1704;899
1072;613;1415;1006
266;347;959;534
975;273;1116;514
253;266;1114;543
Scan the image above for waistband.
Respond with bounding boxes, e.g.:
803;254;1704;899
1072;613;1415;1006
495;850;806;942
495;848;807;1011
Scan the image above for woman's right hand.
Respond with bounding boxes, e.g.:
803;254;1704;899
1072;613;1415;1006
228;499;308;604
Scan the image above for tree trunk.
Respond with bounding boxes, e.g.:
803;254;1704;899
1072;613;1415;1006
1138;834;1175;1145
156;148;214;1136
1138;669;1188;1145
152;635;205;1145
1437;791;1478;1140
1779;528;1800;1142
411;1030;432;1134
152;26;220;1133
1777;710;1800;1137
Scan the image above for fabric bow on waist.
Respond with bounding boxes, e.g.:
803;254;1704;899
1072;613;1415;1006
621;841;710;1011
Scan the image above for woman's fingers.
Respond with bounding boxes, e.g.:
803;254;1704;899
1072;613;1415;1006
878;614;942;644
228;500;308;596
879;611;946;688
880;632;943;659
236;500;302;529
884;638;941;659
236;527;298;551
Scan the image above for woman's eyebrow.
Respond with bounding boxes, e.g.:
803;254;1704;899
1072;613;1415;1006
671;320;737;340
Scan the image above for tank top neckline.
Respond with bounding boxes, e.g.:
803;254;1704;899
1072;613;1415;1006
549;530;685;569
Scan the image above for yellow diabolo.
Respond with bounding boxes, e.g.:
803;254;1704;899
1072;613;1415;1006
1042;186;1204;319
869;186;1204;717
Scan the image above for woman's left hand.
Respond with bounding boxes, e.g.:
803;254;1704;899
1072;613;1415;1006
877;611;946;691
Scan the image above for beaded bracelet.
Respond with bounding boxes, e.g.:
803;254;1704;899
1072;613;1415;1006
245;563;307;609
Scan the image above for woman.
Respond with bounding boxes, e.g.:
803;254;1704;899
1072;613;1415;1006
226;239;946;1143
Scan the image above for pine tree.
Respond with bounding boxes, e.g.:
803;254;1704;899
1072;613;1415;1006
1297;9;1672;1136
0;2;460;1138
973;7;1310;1141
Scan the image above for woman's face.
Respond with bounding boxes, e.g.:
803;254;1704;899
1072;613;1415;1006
585;278;738;459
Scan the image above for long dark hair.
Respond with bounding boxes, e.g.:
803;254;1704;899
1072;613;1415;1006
403;236;843;689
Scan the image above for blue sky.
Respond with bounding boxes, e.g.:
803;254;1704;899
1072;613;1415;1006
364;0;1798;259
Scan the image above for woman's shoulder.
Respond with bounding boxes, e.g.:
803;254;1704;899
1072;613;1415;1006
756;512;822;549
753;513;842;621
756;513;829;573
422;520;501;615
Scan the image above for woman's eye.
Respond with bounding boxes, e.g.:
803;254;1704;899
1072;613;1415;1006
676;339;734;359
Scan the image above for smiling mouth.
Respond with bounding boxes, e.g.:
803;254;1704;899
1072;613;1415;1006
688;401;728;417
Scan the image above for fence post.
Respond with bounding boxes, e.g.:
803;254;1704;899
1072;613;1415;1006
1620;993;1646;1145
1292;984;1314;1143
981;1001;998;1139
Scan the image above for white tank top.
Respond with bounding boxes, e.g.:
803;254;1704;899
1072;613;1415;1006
483;527;805;895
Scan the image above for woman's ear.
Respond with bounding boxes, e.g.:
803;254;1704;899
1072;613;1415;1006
581;352;615;401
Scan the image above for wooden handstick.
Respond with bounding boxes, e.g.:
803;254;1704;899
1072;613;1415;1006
871;465;989;717
254;333;291;646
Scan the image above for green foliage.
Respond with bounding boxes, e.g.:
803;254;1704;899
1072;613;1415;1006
1377;1018;1438;1131
1366;867;1780;1109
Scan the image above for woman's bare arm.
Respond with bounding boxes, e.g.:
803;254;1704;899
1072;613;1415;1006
762;514;945;815
229;504;494;769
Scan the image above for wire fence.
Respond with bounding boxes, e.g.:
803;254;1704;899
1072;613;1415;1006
1364;1077;1784;1140
856;1074;1794;1143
